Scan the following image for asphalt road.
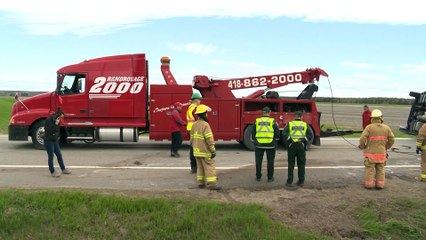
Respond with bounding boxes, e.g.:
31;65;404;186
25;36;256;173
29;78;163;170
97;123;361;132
0;135;421;190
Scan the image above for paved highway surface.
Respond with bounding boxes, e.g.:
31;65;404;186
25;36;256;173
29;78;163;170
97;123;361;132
0;135;421;190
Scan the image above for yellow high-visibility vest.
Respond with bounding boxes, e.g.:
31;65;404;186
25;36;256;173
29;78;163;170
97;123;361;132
289;120;307;142
255;117;274;144
186;103;197;131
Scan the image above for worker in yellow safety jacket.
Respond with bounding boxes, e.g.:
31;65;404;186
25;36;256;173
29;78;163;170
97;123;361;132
416;123;426;182
251;106;280;182
190;104;221;190
186;93;202;174
359;109;395;189
282;111;313;187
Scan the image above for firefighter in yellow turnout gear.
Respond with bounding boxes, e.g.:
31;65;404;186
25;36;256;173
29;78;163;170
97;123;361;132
190;104;222;190
359;109;395;189
416;123;426;182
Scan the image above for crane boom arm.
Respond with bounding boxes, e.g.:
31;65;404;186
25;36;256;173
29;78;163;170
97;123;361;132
193;68;328;99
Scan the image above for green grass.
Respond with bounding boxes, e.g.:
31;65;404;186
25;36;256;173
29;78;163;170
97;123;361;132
357;198;426;239
0;97;14;134
0;190;325;240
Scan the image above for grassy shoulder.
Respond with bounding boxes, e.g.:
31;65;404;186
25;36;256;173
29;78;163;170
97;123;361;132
356;197;426;239
320;124;415;138
0;97;14;134
0;190;326;240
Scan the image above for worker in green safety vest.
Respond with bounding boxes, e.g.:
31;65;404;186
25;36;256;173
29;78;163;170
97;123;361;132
251;107;280;182
282;111;313;187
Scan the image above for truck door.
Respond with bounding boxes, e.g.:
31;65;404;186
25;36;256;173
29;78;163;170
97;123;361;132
218;100;240;137
57;74;89;120
199;100;218;133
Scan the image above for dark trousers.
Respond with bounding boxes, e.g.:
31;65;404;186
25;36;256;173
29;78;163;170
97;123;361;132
171;131;183;154
188;132;197;170
255;147;276;179
45;140;65;173
287;142;306;184
189;147;197;170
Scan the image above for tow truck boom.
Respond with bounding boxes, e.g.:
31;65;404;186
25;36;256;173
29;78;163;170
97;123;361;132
193;68;328;99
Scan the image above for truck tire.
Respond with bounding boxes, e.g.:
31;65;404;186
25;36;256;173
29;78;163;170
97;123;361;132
243;125;255;151
31;120;46;150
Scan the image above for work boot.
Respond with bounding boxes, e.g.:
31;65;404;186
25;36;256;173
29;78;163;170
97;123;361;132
198;184;206;189
256;177;261;182
285;183;293;188
209;186;222;191
297;181;304;187
415;176;426;182
62;168;72;174
175;153;180;158
170;152;177;157
267;177;274;182
51;170;61;177
190;168;197;174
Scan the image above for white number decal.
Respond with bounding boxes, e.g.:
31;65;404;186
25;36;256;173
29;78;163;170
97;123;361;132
252;78;259;87
260;77;267;86
130;82;144;94
90;77;106;93
89;76;144;94
116;82;131;93
103;82;117;93
272;76;279;84
295;73;302;81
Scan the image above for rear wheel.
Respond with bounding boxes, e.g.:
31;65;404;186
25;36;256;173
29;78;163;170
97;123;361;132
31;120;46;150
243;125;255;151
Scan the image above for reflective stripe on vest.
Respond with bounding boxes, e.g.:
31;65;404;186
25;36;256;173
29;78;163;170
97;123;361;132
289;120;307;142
368;136;388;141
255;117;274;144
363;152;387;162
186;104;197;131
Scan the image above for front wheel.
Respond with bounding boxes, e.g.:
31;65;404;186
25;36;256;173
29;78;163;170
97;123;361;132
31;120;46;150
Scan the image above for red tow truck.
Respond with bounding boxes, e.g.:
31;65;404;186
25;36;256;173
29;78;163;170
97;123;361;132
8;54;328;150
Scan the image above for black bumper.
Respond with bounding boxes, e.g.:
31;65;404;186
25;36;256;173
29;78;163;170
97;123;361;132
8;125;29;141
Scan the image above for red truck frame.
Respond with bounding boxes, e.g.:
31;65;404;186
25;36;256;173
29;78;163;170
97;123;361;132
8;54;328;150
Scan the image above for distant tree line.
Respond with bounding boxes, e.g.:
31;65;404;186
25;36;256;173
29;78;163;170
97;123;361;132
0;91;46;97
314;97;413;105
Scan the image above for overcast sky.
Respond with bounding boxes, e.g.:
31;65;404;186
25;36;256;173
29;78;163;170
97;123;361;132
0;0;424;97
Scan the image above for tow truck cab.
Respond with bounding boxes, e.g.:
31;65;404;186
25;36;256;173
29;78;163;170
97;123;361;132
9;54;156;149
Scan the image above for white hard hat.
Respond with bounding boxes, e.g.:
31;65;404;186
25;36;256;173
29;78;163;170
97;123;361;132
371;109;383;118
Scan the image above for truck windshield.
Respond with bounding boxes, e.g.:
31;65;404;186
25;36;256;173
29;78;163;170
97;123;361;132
58;74;86;95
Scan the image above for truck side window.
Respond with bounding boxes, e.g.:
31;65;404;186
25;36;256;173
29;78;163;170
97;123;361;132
60;74;86;95
283;103;311;113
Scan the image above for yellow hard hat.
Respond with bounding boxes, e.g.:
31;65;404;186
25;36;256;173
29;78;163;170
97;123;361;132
195;104;211;114
371;109;383;118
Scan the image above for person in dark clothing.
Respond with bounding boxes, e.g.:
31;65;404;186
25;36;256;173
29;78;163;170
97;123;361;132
170;102;186;157
251;107;280;182
44;108;71;177
282;111;314;187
